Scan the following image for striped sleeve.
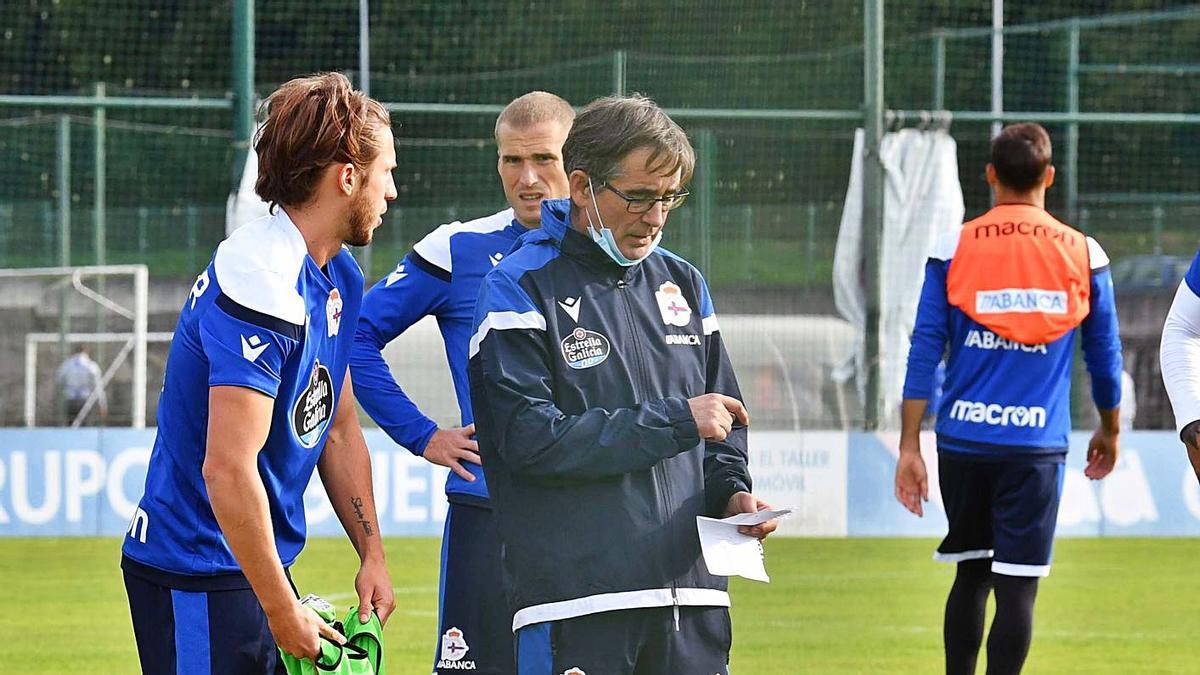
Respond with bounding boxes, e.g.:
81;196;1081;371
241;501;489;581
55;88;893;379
469;268;545;359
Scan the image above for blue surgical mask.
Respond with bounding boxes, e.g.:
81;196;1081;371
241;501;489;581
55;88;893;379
585;177;662;267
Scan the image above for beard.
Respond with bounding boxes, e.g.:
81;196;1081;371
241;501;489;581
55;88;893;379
343;188;377;247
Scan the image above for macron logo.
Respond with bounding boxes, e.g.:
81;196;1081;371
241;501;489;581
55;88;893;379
949;399;1047;428
241;334;270;362
558;297;581;322
385;263;408;287
490;252;504;267
127;506;149;544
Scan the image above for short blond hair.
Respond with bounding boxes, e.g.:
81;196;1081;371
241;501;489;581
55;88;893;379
494;91;574;141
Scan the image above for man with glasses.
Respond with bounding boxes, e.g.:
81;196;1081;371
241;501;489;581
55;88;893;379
351;91;573;675
468;94;777;675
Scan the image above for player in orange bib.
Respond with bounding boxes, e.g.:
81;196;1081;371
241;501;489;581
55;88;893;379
896;123;1123;675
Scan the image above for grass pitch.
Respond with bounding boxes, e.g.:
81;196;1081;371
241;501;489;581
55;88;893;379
3;537;1198;673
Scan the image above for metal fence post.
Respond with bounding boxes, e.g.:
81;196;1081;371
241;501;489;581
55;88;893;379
94;83;106;267
232;0;255;190
863;0;885;429
613;49;627;96
933;31;946;110
694;129;716;276
1152;204;1164;255
806;203;818;284
1066;21;1081;225
95;82;108;364
358;0;374;279
58;115;72;365
742;205;753;282
991;0;1004;139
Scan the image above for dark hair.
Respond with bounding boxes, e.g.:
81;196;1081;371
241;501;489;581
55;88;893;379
990;122;1052;192
254;72;390;209
563;94;694;185
494;91;575;140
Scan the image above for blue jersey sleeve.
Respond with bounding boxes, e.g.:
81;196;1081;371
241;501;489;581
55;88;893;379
350;254;450;454
903;258;951;400
200;295;302;398
1185;248;1200;296
1081;267;1123;410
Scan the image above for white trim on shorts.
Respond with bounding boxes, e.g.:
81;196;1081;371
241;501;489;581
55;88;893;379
933;549;994;563
992;561;1051;578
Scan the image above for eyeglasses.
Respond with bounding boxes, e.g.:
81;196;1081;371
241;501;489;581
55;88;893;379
600;181;690;213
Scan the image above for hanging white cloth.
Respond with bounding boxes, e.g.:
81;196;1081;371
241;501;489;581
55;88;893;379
225;128;271;235
832;128;965;427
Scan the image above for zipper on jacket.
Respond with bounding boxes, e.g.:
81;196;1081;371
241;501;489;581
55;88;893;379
672;588;681;631
616;276;682;624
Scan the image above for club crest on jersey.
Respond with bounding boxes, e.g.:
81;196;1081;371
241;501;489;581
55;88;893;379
655;281;692;327
562;669;587;675
292;360;334;448
436;627;475;669
326;288;343;337
560;327;610;370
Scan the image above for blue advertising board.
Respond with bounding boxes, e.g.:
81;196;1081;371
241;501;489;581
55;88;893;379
0;429;1195;537
0;428;449;537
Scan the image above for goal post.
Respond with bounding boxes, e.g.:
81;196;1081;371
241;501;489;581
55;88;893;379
0;264;152;428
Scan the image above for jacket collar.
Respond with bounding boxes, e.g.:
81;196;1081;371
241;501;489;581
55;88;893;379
534;198;645;281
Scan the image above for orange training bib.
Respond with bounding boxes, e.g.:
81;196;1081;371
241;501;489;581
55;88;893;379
946;204;1090;345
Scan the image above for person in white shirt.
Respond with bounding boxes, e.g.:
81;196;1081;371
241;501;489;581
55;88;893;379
1160;254;1200;479
56;345;106;425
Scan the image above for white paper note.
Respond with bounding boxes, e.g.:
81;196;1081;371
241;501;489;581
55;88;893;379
696;508;792;583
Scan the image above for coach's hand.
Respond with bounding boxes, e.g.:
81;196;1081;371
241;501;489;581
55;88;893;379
422;425;481;481
688;393;750;441
726;491;778;539
355;556;396;626
1085;426;1120;480
894;446;929;517
269;599;345;661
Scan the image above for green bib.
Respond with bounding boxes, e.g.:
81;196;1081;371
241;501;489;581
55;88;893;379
279;594;384;675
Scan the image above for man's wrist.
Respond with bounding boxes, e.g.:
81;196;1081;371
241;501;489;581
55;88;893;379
666;397;701;450
411;421;439;457
1099;408;1118;432
359;547;386;566
715;480;750;516
259;590;299;618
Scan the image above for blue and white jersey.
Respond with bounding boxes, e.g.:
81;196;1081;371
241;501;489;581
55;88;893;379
122;210;363;582
903;228;1123;456
351;208;524;502
1161;251;1200;434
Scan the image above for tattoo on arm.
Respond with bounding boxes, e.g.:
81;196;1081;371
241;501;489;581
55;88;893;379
350;496;375;537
